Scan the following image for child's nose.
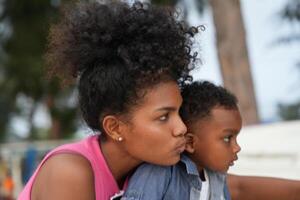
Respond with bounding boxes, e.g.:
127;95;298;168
233;142;241;153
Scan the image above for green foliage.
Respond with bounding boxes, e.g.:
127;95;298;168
277;0;300;121
281;0;300;22
0;0;78;140
0;92;15;142
1;0;57;98
278;102;300;120
278;0;300;43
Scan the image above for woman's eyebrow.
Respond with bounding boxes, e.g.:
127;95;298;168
155;106;177;112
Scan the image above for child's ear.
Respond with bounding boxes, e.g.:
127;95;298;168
185;132;195;154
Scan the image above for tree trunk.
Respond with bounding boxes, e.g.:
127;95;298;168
28;101;38;140
45;95;61;139
209;0;259;125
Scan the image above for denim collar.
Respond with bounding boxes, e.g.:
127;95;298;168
180;154;228;196
180;154;200;176
179;154;202;190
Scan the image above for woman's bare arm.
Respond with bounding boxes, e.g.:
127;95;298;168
31;153;95;200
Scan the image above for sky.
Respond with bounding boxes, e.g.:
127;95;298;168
186;0;300;122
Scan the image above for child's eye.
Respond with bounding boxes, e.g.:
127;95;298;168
223;136;232;143
159;113;169;122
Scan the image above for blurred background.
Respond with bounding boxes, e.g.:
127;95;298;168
0;0;299;199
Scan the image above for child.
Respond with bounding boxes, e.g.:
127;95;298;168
122;81;300;200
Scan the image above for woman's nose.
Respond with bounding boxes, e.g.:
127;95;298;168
173;116;187;137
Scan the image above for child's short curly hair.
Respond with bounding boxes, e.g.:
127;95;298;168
180;81;238;125
46;1;200;131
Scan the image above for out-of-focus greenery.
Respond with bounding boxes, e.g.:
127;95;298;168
281;0;300;23
278;0;300;121
0;0;79;142
279;101;300;121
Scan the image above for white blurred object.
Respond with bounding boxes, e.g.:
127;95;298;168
229;120;300;180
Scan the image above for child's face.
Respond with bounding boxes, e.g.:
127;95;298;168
187;107;242;173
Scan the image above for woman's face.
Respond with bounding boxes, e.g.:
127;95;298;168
122;81;187;166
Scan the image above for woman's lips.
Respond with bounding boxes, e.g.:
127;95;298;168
175;141;186;154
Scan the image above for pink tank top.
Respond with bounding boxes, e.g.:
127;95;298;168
18;135;128;200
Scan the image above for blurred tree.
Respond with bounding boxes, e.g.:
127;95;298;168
277;0;300;44
281;0;300;30
0;0;79;140
277;0;300;121
0;86;16;142
209;0;258;125
153;0;259;125
278;101;300;120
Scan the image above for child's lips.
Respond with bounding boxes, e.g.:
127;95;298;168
230;156;238;166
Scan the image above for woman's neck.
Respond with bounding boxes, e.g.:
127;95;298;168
100;139;141;188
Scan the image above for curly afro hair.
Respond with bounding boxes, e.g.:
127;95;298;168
180;81;238;125
46;1;200;132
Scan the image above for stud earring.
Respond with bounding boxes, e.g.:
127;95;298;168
118;137;123;142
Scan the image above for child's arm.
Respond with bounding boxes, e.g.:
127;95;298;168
227;174;300;200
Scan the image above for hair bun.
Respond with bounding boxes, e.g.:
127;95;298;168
46;1;128;80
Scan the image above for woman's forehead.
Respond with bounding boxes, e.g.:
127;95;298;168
133;81;182;111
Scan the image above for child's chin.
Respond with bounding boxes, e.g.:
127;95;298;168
219;169;228;174
207;166;228;173
218;166;229;173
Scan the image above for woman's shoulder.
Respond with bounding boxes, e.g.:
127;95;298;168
31;153;95;200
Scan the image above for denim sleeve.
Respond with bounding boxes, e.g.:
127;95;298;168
121;163;172;200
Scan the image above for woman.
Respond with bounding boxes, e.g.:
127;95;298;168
18;1;199;200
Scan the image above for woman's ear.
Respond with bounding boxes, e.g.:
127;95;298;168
185;132;195;154
102;115;124;142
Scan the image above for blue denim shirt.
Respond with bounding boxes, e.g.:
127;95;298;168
122;155;231;200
